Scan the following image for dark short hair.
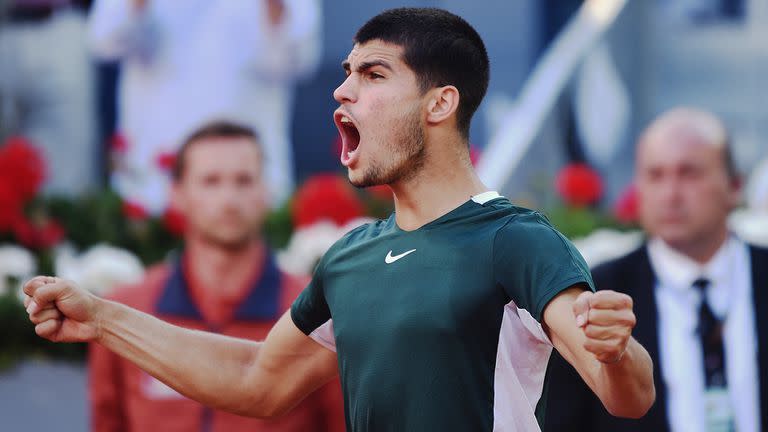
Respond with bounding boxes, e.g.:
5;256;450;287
172;120;261;181
354;8;490;138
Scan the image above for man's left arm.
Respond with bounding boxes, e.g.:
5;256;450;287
543;287;655;419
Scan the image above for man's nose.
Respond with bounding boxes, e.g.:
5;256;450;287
657;178;684;203
218;182;243;204
333;75;357;104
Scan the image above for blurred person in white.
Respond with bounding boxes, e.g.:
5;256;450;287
545;107;768;432
87;0;321;214
0;0;96;195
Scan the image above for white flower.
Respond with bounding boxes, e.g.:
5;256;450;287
277;218;374;276
277;222;342;276
340;217;375;233
0;244;36;298
55;243;144;296
573;229;644;268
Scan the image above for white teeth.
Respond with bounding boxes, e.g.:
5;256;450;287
340;116;351;123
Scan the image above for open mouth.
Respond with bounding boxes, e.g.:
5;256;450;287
335;111;361;167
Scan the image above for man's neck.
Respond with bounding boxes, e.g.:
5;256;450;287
662;228;730;265
390;134;488;231
183;238;264;301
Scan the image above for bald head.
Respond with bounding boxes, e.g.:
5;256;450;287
635;107;741;263
637;107;736;180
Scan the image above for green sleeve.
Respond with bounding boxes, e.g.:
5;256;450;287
289;223;370;335
290;254;332;335
493;212;595;322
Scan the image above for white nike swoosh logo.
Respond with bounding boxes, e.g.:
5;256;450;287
385;249;417;264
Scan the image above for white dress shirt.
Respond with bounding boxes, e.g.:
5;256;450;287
648;236;759;432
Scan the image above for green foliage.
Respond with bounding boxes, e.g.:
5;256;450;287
1;189;182;368
263;200;294;250
0;286;85;371
40;190;182;265
544;205;626;239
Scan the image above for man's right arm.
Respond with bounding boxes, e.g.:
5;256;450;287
24;277;338;418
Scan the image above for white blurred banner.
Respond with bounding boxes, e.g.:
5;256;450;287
477;0;629;189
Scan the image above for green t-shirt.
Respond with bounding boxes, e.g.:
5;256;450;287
291;192;594;432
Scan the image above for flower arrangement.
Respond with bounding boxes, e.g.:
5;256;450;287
274;173;389;276
0;136;64;250
54;244;145;297
0;136;181;368
554;162;604;207
0;245;36;297
0;135;393;366
613;183;639;225
544;162;635;239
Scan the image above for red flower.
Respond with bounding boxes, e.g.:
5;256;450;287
110;132;129;153
0;136;46;202
156;151;177;172
0;180;24;231
122;201;149;221
614;183;639;224
555;163;603;207
163;206;187;237
13;218;65;250
292;174;364;228
469;144;481;167
366;184;393;201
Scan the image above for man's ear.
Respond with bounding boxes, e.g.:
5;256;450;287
728;174;744;210
425;85;460;126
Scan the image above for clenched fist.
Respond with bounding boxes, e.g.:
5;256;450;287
573;290;636;364
23;276;101;343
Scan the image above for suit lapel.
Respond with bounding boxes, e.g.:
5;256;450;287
749;246;768;431
611;244;768;431
625;246;669;429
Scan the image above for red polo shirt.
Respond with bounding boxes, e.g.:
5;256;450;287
88;251;345;432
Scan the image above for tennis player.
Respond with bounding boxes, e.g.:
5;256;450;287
24;7;654;431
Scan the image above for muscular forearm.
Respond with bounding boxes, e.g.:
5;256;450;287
95;298;267;415
593;337;655;418
25;276;337;419
546;288;656;420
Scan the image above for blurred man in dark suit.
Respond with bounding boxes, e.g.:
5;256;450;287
545;107;768;432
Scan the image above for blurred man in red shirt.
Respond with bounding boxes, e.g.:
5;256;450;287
88;120;345;432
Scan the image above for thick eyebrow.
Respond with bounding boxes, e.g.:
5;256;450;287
341;59;393;74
